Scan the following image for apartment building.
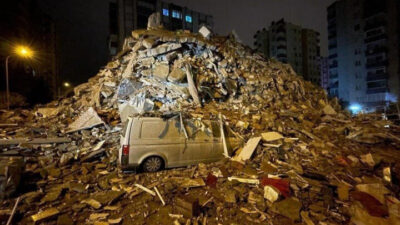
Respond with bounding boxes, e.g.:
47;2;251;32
109;0;213;56
254;19;321;84
328;0;400;112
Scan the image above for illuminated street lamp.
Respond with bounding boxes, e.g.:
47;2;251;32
5;45;34;110
63;82;71;88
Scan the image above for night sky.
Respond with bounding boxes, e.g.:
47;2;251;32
165;0;336;56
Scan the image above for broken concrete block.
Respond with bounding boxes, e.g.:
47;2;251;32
175;197;200;218
168;67;186;82
147;12;161;29
261;132;284;142
360;153;376;167
81;199;102;209
271;197;301;221
323;104;337;115
199;26;211;39
264;185;279;203
89;213;109;221
355;183;390;204
31;208;60;222
153;63;169;80
143;38;156;49
36;107;60;118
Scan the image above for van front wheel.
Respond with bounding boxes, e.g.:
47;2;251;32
142;156;163;172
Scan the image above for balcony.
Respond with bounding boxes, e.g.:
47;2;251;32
328;23;336;31
277;53;287;58
277;45;286;50
327;11;336;20
365;47;387;56
329;73;338;79
330;81;339;88
366;60;387;69
367;87;388;94
276;26;286;33
329;53;338;59
367;72;388;81
365;34;388;43
364;2;387;19
276;37;286;42
364;21;386;31
329;63;338;69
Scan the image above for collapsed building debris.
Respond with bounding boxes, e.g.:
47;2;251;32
0;27;400;225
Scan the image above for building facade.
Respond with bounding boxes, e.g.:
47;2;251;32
328;0;400;112
254;19;321;84
319;57;330;90
269;19;304;75
159;2;213;33
302;29;321;84
253;28;269;58
109;0;213;56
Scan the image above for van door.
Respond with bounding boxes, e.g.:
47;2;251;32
136;118;187;168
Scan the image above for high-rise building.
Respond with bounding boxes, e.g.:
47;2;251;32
269;19;304;75
327;0;400;112
254;19;321;84
302;29;321;84
159;2;213;33
253;28;269;58
109;0;213;56
319;57;330;90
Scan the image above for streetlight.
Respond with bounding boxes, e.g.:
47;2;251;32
5;45;34;110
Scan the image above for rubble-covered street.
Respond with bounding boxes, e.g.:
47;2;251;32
1;28;400;225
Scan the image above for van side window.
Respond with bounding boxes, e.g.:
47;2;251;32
160;120;182;138
141;121;164;139
141;119;183;139
184;120;212;139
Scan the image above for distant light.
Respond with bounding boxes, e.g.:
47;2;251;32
349;103;362;114
185;15;192;23
162;8;169;16
14;45;33;58
64;82;71;87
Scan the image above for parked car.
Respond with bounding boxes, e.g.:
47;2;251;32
119;116;243;172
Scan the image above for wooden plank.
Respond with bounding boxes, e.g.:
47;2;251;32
0;124;18;128
232;137;261;162
0;137;71;146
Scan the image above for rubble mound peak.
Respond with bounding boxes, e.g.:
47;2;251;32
71;28;336;123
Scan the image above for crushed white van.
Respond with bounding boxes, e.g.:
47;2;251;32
119;116;243;172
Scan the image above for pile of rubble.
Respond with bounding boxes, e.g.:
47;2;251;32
1;27;400;225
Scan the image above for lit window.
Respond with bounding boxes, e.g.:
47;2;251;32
185;15;192;23
162;9;169;16
172;10;181;19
